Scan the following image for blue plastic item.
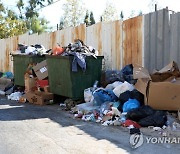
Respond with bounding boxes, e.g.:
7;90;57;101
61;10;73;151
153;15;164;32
93;89;118;106
123;99;140;112
3;72;14;79
113;101;121;108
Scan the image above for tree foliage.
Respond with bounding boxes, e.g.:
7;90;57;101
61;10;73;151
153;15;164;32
84;10;95;26
120;11;124;20
0;0;52;39
62;0;86;28
90;12;95;25
84;10;89;26
101;1;118;22
0;2;27;39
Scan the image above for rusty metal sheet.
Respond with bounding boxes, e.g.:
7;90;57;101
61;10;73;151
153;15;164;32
72;24;86;43
86;22;102;55
123;16;143;67
111;20;122;70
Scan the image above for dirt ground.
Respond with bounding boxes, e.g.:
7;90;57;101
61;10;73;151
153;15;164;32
0;96;180;154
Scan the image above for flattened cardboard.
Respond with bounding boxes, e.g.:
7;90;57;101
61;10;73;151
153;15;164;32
158;61;179;73
133;67;151;79
151;61;180;82
33;60;48;80
148;81;180;110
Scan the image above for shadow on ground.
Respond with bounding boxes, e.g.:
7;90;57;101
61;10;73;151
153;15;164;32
0;96;179;153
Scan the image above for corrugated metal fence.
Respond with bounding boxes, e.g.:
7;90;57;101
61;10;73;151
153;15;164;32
0;9;180;72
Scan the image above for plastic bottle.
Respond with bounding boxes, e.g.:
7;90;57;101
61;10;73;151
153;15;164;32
92;80;98;92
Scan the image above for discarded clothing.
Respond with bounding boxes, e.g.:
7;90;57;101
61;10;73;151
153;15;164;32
71;52;86;72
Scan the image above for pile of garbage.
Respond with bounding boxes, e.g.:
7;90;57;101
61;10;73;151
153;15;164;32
23;60;54;105
66;62;180;135
13;44;50;56
0;71;25;101
51;39;98;72
0;71;15;95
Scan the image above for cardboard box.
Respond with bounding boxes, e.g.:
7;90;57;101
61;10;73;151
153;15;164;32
44;86;50;92
33;60;48;80
148;81;180;110
134;62;180;111
24;74;37;92
0;78;12;91
25;91;53;105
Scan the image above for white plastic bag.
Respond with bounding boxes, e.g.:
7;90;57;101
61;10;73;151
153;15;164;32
113;81;134;97
84;88;93;103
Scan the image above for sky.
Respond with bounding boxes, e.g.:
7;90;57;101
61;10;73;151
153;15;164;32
2;0;180;29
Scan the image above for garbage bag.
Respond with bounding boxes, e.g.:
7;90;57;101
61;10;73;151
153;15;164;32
113;81;134;98
119;89;144;106
121;64;136;84
84;88;93;103
101;70;124;87
93;89;118;106
121;64;133;76
131;89;144;105
123;99;140;112
138;111;167;127
105;81;122;90
119;90;132;104
126;105;155;121
3;72;13;79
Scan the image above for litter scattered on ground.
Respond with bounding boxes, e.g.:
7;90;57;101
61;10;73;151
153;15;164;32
1;40;180;137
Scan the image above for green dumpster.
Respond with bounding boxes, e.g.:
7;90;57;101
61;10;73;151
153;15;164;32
46;55;104;99
13;55;45;86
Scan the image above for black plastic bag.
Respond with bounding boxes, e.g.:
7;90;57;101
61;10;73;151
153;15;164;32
121;64;137;84
119;89;144;106
121;64;133;75
126;105;155;121
119;90;132;104
131;89;144;105
101;70;124;87
138;111;167;127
